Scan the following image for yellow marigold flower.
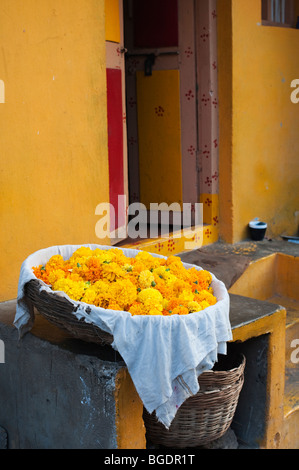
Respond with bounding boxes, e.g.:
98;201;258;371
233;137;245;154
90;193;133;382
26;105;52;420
147;306;163;316
94;294;109;308
69;247;93;263
48;269;66;285
82;280;112;308
138;288;163;305
165;256;189;280
109;248;130;265
165;255;181;266
152;266;176;286
122;263;133;272
53;278;86;302
69;273;84;282
153;278;173;299
102;262;125;282
172;279;190;294
153;266;167;278
187;301;202;313
137;288;164;315
194;289;217;306
92;249;114;264
178;290;194;303
82;287;97;305
138;270;155;289
75;247;93;257
47;255;65;270
129;302;145;316
200;300;210;310
135;251;155;263
107;300;122;311
109;279;137;310
135;251;160;270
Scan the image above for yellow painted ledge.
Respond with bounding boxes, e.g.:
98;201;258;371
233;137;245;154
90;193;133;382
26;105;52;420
232;307;286;449
114;367;146;449
121;223;218;257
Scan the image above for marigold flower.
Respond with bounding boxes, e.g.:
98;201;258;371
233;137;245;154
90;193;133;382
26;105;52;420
129;301;144;316
137;287;163;305
138;270;155;289
178;290;194;303
48;269;66;285
172;306;189;315
107;300;122;311
187;301;202;313
194;289;217;306
109;279;137;310
47;255;65;270
102;262;125;282
53;278;86;302
82;287;97;305
32;247;217;316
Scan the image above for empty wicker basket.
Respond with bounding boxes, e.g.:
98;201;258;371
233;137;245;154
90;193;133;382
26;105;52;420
143;353;245;448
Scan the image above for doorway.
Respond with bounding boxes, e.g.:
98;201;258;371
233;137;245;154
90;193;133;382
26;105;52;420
106;0;219;245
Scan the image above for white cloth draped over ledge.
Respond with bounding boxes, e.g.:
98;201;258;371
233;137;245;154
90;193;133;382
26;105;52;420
14;244;232;429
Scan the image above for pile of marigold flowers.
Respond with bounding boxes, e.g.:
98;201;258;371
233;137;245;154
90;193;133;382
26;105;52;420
32;247;217;316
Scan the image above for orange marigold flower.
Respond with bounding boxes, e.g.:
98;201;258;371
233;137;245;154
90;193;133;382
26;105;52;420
172;306;189;315
107;300;122;311
129;301;145;316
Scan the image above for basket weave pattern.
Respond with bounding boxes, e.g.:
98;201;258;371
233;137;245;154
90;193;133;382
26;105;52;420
24;279;113;345
143;354;245;448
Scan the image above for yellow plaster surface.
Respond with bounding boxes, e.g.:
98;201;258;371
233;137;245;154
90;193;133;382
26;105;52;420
0;0;110;301
115;368;146;449
218;0;299;242
136;70;183;208
122;223;217;257
230;252;299;448
105;0;121;43
200;193;219;228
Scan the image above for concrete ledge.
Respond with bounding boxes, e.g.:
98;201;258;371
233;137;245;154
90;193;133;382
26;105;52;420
0;301;145;449
0;427;7;449
0;294;286;449
229;295;286;449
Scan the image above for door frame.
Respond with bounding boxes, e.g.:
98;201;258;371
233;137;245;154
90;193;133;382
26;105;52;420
105;0;220;247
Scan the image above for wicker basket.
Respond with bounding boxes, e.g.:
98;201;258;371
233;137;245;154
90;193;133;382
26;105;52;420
143;353;246;448
24;279;113;346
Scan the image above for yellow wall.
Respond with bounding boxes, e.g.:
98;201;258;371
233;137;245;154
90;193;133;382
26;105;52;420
136;70;183;208
218;0;299;243
105;0;121;43
0;0;110;301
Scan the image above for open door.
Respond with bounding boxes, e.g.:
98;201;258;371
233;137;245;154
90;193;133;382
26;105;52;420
124;0;199;231
105;0;219;246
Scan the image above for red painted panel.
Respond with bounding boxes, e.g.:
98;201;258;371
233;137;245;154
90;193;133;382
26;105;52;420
106;68;124;232
133;0;179;48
